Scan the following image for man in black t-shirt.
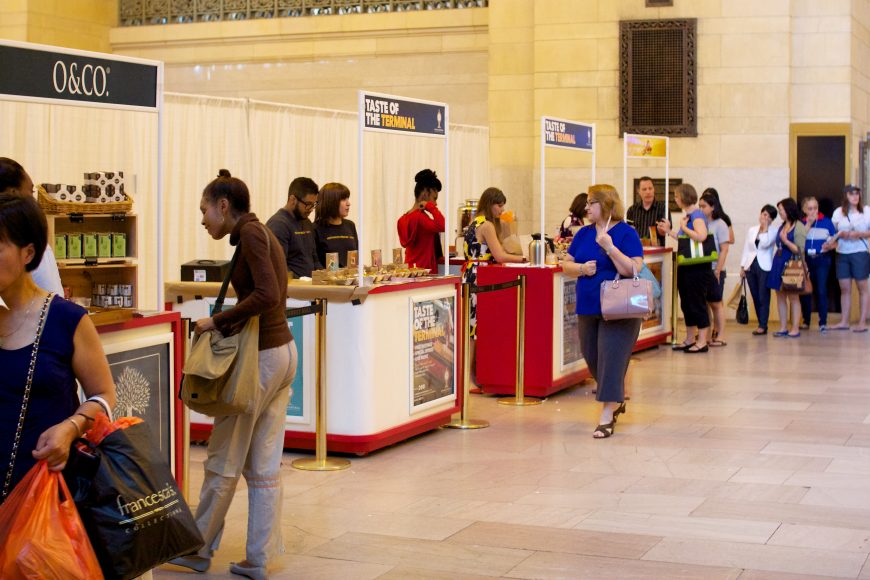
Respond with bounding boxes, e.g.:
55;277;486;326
266;177;322;278
626;176;668;246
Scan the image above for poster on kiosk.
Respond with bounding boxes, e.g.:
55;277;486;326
359;91;457;415
540;116;596;371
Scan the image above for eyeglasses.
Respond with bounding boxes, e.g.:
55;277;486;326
296;198;318;209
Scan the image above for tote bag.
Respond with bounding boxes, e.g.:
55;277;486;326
677;234;718;265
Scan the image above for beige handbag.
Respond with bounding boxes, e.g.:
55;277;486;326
600;265;655;321
181;228;269;416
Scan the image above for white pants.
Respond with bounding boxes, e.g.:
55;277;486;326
193;340;297;567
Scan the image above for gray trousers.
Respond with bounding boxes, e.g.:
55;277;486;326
577;315;642;403
193;340;297;567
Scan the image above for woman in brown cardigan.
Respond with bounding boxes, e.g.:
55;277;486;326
171;170;295;580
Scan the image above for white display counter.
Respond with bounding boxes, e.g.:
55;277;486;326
165;277;461;455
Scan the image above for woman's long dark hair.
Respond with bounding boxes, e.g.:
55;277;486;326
702;187;732;226
477;187;507;238
841;186;866;216
778;197;800;224
0;157;26;192
700;192;725;221
569;193;587;220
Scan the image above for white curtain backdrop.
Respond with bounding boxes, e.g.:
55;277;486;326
3;93;489;308
0;99;158;307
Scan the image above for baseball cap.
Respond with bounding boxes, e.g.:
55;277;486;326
844;184;862;194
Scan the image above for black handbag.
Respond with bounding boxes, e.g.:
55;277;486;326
676;234;718;265
736;279;749;325
64;422;203;580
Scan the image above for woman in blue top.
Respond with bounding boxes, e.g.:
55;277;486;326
799;196;837;331
767;197;808;338
561;184;643;439
660;183;718;353
0;193;116;502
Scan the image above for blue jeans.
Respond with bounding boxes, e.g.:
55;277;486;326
800;253;832;326
746;258;771;329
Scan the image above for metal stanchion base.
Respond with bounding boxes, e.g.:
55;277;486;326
443;418;490;429
498;396;542;406
291;457;351;471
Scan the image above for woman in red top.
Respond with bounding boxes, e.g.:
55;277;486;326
397;169;445;273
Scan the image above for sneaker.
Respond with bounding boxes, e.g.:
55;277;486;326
820;324;828;333
169;555;211;573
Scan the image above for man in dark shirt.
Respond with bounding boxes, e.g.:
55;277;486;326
626;176;668;246
266;177;322;278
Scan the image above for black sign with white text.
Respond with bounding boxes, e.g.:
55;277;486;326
0;44;158;109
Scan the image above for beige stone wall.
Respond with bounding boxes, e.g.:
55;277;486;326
852;0;870;181
0;0;119;52
110;9;489;125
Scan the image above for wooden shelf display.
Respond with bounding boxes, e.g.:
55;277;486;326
47;213;138;308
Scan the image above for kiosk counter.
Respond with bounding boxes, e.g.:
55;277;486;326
165;277;462;455
475;247;672;397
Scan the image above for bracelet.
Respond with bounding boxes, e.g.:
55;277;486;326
66;417;82;436
86;395;113;421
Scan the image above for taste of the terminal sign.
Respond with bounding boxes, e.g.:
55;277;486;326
362;91;446;138
543;117;594;151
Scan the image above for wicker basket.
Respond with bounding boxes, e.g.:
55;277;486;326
38;186;133;215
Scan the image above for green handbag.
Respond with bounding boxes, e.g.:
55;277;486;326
676;234;718;265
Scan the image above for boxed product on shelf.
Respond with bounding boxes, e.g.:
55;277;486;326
83;171;126;202
112;232;126;257
54;234;67;259
82;233;98;258
67;233;82;259
98;233;112;258
181;259;232;282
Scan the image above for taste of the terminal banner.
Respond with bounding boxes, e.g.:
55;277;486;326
410;295;456;412
626;133;668;158
362;91;446;137
543;117;594;151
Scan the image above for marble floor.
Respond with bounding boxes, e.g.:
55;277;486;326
157;322;870;579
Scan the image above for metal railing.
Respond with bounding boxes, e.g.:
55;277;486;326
119;0;487;26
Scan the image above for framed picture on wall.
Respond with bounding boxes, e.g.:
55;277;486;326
102;332;175;473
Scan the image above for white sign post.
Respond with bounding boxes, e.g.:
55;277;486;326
540;116;596;264
358;91;449;283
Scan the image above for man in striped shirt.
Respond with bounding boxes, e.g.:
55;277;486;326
626;176;668;246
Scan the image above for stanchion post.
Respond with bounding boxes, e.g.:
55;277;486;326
292;298;351;470
444;283;489;429
499;275;541;406
671;252;679;346
181;317;191;500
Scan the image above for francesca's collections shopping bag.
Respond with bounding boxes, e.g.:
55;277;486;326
64;417;203;580
0;462;103;580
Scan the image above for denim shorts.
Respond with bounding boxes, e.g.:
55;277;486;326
836;251;870;280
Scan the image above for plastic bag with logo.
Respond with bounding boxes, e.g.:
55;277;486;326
0;461;104;580
64;417;203;580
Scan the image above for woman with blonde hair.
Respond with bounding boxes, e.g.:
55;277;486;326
561;184;644;438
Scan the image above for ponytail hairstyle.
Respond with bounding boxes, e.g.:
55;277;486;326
0;157;26;193
202;169;250;215
413;169;442;200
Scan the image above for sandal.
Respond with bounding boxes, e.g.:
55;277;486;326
672;342;695;351
612;402;627;422
709;339;727;347
593;421;615;439
684;344;709;353
752;328;767;335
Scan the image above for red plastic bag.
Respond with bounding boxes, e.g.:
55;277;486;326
0;461;104;580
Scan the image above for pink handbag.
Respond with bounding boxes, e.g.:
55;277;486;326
600;267;655;320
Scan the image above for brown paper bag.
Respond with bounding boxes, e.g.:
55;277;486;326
500;221;523;255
